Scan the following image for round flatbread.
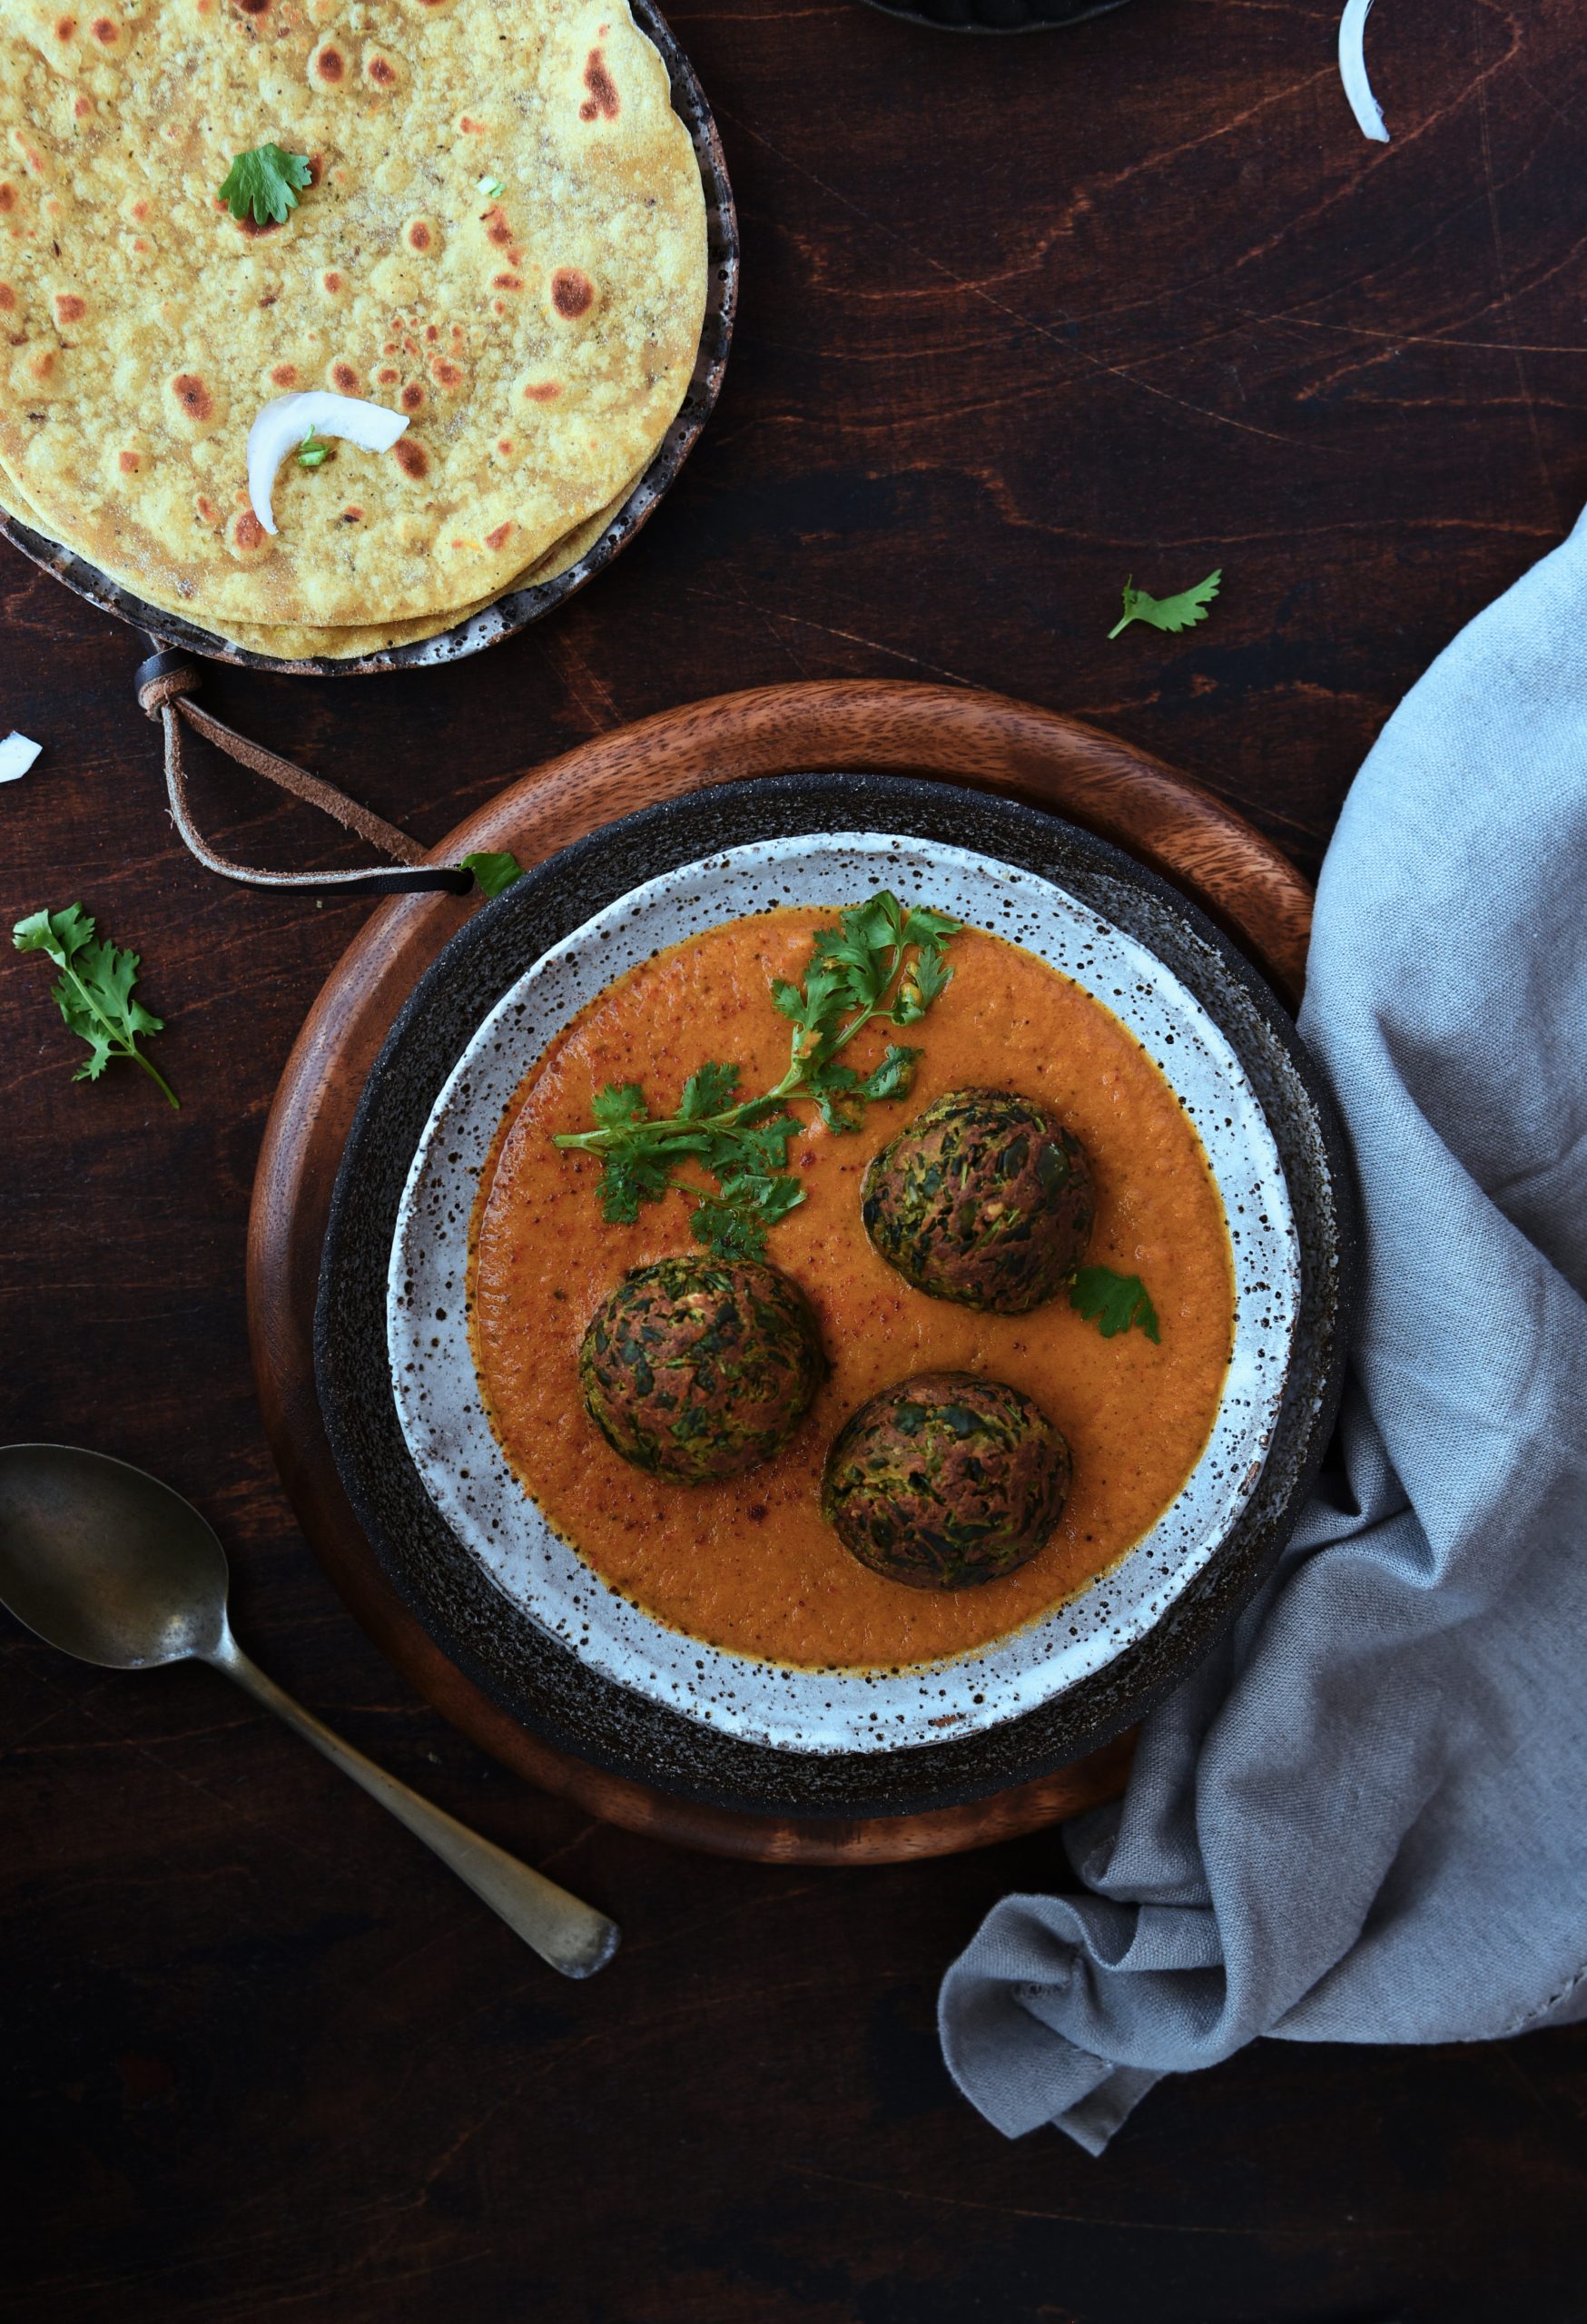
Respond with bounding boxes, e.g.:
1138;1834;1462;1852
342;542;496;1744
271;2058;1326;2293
0;0;705;630
0;451;646;656
212;463;645;655
215;480;638;656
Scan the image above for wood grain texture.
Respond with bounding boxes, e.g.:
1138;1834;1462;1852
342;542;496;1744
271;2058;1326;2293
249;679;1306;1863
4;0;1586;2313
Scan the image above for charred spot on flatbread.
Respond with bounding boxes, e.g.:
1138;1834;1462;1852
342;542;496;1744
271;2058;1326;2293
309;36;347;84
550;267;595;320
226;506;271;561
580;46;620;122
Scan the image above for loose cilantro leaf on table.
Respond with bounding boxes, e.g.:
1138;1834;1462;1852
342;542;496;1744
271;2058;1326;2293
13;905;178;1108
1070;1266;1159;1344
555;891;961;1261
1109;568;1222;641
217;144;313;228
461;849;525;899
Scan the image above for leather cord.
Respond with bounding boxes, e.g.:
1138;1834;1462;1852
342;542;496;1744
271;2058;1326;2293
135;649;476;898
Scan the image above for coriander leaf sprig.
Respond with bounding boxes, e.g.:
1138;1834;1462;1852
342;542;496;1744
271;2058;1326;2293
554;891;961;1262
217;144;313;228
13;905;178;1108
461;849;524;898
1070;1265;1159;1343
1109;568;1222;641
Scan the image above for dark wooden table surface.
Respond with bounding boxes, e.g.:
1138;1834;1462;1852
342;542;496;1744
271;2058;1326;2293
5;3;1586;2316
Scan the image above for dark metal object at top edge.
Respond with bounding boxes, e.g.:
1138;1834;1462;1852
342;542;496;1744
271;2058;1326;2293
0;0;736;680
858;0;1134;35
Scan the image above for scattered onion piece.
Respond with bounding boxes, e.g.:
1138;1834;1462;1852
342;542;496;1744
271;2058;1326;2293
0;731;42;783
1339;0;1390;143
245;390;409;536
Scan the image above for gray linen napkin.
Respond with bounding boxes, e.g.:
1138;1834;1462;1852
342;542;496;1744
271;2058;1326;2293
938;509;1587;2154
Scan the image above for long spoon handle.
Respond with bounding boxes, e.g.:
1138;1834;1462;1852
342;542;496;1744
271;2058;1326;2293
207;1631;619;1979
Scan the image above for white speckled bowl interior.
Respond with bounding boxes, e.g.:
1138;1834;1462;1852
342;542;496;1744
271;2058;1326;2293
388;833;1300;1758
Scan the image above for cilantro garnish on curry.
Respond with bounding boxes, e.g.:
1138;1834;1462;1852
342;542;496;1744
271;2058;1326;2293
554;891;962;1262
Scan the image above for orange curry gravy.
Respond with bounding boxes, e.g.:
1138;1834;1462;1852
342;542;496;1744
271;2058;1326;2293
469;910;1234;1670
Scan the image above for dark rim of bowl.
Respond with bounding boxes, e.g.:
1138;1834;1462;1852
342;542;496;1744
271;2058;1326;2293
0;0;735;680
315;773;1355;1819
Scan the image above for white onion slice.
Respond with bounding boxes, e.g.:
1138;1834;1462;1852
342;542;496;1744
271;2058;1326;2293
1339;0;1390;143
245;390;409;536
0;731;42;783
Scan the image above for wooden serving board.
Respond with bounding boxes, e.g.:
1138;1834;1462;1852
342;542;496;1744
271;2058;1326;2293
247;680;1312;1863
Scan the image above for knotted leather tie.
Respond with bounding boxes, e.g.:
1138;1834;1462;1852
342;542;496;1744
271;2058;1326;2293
135;648;475;898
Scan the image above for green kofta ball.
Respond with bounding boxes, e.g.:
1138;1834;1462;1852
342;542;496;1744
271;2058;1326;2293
578;1256;826;1483
822;1372;1071;1590
862;1087;1093;1314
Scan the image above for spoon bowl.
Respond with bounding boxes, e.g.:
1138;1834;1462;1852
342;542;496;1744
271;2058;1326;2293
0;1444;228;1669
0;1443;619;1978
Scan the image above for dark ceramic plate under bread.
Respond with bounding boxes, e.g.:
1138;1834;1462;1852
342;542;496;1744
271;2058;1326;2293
316;774;1351;1819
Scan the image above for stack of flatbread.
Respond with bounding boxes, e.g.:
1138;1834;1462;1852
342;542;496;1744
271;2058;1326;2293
0;0;706;656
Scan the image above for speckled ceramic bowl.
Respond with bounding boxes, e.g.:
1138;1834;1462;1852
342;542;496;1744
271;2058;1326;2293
390;832;1298;1753
317;775;1352;1817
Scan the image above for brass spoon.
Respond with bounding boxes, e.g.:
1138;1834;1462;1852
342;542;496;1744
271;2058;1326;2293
0;1443;619;1979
